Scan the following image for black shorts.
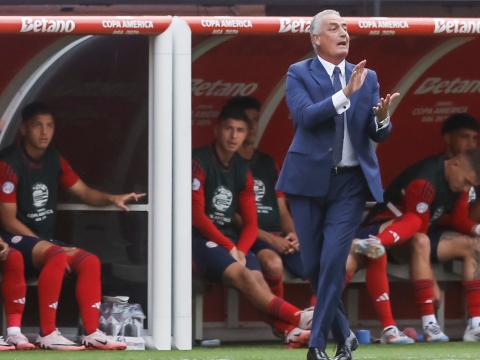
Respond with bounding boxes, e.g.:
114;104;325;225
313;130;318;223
250;238;306;279
355;222;383;239
428;226;449;263
192;232;261;283
0;231;67;276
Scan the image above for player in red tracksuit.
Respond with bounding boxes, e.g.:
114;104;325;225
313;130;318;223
350;113;480;343
192;104;313;348
0;102;144;350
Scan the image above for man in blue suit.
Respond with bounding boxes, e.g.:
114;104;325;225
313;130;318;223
277;9;399;360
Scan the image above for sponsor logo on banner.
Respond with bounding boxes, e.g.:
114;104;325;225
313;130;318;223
279;18;311;33
200;18;253;29
357;19;409;29
414;77;480;95
20;17;76;33
434;18;480;34
192;79;257;97
101;19;154;30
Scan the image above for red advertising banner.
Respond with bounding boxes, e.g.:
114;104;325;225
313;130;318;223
0;16;171;34
185;16;480;36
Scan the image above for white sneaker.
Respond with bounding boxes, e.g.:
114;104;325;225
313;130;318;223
380;326;415;344
463;323;480;342
0;336;15;351
352;236;385;259
297;306;314;330
423;322;449;342
285;327;310;348
82;329;126;350
36;329;85;350
6;333;35;350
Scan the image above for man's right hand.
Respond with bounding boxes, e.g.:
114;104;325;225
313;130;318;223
0;240;9;261
343;60;367;98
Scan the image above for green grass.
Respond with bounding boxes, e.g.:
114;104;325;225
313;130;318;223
1;343;480;360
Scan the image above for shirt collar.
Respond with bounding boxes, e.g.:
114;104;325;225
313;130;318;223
317;55;346;78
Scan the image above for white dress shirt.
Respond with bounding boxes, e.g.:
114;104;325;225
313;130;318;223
317;55;389;167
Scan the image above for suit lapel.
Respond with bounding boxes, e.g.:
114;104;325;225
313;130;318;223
309;58;334;95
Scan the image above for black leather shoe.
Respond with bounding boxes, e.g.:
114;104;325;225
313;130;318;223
345;330;359;352
332;344;352;360
307;347;330;360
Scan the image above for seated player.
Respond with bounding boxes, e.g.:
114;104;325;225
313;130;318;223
0;238;35;350
0;102;144;350
353;144;480;342
192;103;312;348
231;97;305;289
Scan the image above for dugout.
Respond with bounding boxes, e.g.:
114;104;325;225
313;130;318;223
0;15;479;350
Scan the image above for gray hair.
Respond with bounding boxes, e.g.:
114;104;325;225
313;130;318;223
310;9;340;35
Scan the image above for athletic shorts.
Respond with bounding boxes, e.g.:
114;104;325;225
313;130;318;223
0;230;67;276
250;237;306;279
192;232;261;282
427;226;449;263
355;222;383;239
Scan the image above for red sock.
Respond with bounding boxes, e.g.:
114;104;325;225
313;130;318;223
265;274;284;298
69;250;101;335
366;255;395;328
267;296;301;326
464;280;480;317
38;246;67;336
414;279;435;316
1;249;26;328
377;213;422;247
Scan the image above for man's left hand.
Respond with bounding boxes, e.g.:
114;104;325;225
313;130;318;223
111;192;146;211
284;232;300;254
373;92;400;122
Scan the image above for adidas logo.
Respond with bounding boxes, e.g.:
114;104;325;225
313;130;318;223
425;299;433;304
49;302;58;309
389;230;400;243
376;292;390;302
91;302;101;310
13;297;26;304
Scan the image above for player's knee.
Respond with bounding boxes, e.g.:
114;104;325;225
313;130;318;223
69;249;101;273
43;245;68;268
260;252;283;277
411;233;430;256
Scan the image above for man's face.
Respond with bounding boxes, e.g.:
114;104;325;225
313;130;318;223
444;128;478;157
21;114;55;151
446;155;479;192
244;108;260;145
312;14;349;64
215;118;248;154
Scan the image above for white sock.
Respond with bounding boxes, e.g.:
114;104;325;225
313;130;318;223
7;327;21;336
470;316;480;328
422;315;437;328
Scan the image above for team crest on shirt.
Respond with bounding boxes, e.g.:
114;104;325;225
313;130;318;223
192;178;201;191
2;181;14;194
431;207;445;223
212;186;233;212
253;179;266;202
32;183;49;208
416;202;429;214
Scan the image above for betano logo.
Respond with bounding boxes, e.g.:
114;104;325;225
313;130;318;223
434;18;480;34
192;79;258;97
278;18;311;33
414;77;480;95
20;17;76;33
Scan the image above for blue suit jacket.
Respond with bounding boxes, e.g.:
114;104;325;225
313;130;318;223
277;57;391;202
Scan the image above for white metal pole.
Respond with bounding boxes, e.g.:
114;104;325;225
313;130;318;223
149;24;173;350
171;16;192;350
